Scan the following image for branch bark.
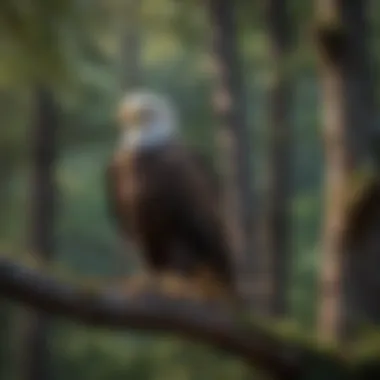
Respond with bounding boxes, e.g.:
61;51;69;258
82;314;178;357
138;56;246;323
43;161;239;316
0;256;320;379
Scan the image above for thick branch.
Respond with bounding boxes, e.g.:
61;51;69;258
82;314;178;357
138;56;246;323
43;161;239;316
0;256;338;379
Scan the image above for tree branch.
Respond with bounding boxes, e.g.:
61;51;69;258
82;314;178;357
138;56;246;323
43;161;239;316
0;256;330;379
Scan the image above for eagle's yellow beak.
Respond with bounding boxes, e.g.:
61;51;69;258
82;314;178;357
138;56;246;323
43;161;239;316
117;103;142;130
118;104;153;130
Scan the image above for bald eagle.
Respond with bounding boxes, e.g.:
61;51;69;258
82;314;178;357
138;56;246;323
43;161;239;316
106;91;236;301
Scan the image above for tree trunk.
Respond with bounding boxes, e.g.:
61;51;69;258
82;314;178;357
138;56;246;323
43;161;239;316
17;86;58;380
119;0;142;90
206;0;255;303
262;0;293;317
339;0;380;331
315;0;375;341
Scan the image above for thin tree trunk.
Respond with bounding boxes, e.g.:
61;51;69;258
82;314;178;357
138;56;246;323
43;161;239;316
206;0;254;302
17;86;58;380
262;0;293;317
315;0;374;341
119;0;141;90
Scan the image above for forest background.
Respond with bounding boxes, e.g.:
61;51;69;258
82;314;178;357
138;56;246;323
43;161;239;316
1;1;380;379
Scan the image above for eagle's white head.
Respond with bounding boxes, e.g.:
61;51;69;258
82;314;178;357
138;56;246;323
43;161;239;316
117;90;178;150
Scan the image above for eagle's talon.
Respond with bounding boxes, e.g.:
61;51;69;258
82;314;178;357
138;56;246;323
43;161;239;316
158;272;226;303
158;272;190;299
119;273;157;297
189;273;232;303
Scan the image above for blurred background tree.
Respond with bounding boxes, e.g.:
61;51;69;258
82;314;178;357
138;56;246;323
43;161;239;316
0;0;379;379
260;0;294;317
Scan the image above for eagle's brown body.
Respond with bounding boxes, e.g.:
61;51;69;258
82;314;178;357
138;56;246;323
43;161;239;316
106;141;235;294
